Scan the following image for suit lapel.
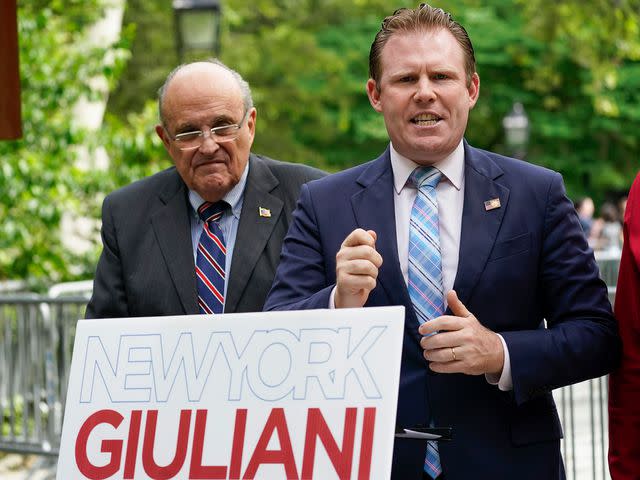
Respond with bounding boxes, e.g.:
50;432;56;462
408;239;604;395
452;144;509;307
350;151;420;342
151;170;199;314
225;155;283;313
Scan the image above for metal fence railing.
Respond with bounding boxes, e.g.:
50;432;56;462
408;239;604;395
0;295;87;456
555;377;610;480
547;251;619;480
596;250;620;307
0;256;622;478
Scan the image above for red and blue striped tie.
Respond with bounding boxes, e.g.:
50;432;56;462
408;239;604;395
196;201;228;315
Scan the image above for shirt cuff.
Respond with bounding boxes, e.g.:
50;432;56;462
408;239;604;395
329;286;337;309
485;334;513;391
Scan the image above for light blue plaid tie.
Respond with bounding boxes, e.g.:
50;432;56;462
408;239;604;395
408;166;443;479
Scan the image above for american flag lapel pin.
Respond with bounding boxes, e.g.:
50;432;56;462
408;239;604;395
259;207;272;217
484;198;501;211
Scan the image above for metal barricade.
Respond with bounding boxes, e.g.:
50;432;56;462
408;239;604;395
552;252;620;480
555;377;610;480
595;249;621;297
0;295;87;456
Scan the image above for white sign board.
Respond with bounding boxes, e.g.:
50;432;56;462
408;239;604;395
57;307;404;479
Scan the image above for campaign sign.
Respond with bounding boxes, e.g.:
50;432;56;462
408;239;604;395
57;307;404;479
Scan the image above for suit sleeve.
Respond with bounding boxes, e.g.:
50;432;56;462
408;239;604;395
501;172;621;404
85;195;129;319
264;183;335;311
608;172;640;480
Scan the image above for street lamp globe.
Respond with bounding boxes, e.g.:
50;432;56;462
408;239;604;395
173;0;222;61
502;102;529;159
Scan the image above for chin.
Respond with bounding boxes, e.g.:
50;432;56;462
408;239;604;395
193;177;231;201
402;146;439;164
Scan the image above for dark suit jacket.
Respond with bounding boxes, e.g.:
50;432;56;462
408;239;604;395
86;154;325;318
265;144;620;480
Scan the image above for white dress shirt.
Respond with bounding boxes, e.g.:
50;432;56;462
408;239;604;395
391;142;464;295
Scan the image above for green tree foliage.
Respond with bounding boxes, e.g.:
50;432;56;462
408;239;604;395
105;0;640;199
3;0;640;283
220;0;640;198
0;1;130;284
220;0;405;170
514;0;640;196
106;0;177;118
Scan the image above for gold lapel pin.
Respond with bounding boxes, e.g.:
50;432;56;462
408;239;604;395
259;207;272;218
484;198;501;211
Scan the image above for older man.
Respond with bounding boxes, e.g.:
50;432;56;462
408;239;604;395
265;5;619;479
86;60;324;318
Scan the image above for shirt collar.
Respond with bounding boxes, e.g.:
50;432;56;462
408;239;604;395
390;140;465;194
188;160;249;221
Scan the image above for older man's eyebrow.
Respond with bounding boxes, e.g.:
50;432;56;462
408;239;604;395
174;114;237;134
174;123;198;134
210;114;237;126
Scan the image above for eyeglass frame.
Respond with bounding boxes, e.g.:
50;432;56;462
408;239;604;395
168;109;251;151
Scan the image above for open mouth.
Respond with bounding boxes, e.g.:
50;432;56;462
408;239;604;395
411;113;441;126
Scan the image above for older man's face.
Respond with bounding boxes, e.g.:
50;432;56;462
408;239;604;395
156;63;255;202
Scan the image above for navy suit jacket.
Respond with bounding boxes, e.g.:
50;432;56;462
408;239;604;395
265;144;620;479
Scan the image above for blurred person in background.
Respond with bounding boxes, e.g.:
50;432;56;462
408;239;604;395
594;201;623;252
609;172;640;479
574;196;595;239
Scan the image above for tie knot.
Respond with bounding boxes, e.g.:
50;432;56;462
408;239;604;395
409;166;442;189
198;201;228;223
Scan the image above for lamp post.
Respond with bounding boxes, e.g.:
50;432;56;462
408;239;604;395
173;0;222;62
502;102;529;160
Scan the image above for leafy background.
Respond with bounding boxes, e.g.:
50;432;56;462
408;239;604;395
1;0;639;286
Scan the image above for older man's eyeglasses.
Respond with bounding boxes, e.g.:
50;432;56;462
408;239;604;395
171;110;249;151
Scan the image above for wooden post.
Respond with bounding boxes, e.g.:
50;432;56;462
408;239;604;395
0;0;22;140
